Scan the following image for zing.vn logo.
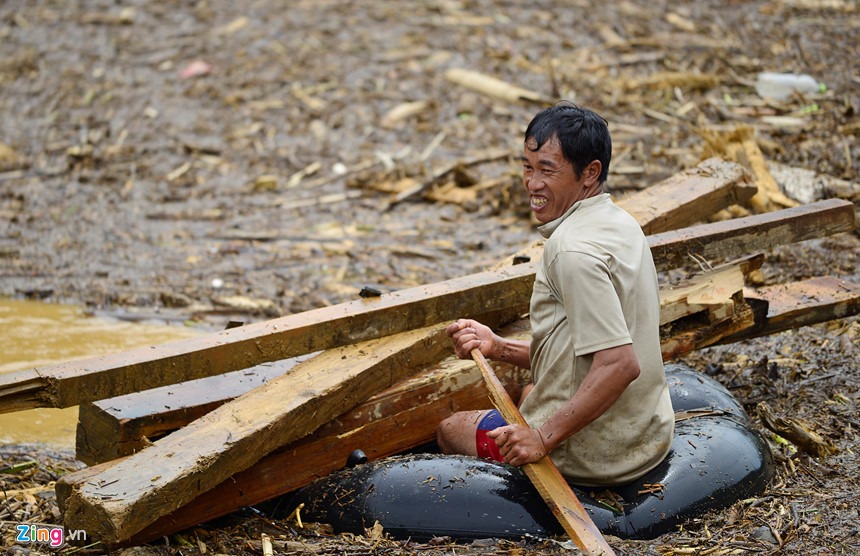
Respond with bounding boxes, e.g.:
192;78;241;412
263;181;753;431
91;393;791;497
16;524;87;547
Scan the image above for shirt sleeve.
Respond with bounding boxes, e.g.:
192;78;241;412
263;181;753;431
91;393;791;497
548;250;632;355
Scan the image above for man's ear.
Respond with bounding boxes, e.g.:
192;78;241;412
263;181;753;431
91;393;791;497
583;160;602;187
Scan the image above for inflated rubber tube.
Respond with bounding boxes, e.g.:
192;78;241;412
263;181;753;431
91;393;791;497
277;367;774;541
664;363;747;419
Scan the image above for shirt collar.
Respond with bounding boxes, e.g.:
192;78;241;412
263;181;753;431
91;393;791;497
536;193;610;239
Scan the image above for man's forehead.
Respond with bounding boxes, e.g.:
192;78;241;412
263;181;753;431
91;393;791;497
524;134;560;150
523;136;564;161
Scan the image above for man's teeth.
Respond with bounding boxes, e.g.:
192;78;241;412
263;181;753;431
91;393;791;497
532;197;547;207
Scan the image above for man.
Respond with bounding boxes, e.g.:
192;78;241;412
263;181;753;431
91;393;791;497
437;103;674;486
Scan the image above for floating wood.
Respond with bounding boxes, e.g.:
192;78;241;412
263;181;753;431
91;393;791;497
60;324;454;545
444;68;548;104
75;257;762;465
0;265;534;412
470;349;615;556
618;158;756;236
717;276;860;344
647;198;855;271
388;147;510;206
380;100;431;128
658;254;763;325
75;358;308;465
700;125;798;213
660;291;756;361
60;336;534;546
756;402;837;458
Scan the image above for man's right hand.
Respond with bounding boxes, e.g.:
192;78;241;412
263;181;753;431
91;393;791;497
446;319;499;360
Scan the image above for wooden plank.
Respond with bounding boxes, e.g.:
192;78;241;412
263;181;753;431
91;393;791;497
60;323;455;545
717;276;860;344
620;157;757;236
470;349;615;556
658;254;763;325
660;292;756;360
0;265;534;412
59;348;533;546
647;198;855;271
74;357;311;465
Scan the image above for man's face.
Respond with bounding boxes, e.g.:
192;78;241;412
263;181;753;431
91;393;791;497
521;136;594;224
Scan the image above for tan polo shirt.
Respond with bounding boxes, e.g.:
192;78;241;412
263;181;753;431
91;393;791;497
518;193;674;486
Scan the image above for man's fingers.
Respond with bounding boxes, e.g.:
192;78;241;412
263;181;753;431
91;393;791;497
446;319;467;337
486;425;510;439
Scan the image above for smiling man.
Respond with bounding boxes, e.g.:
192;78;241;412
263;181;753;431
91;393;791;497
437;102;674;487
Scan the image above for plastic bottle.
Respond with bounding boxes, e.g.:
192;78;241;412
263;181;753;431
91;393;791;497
755;72;821;100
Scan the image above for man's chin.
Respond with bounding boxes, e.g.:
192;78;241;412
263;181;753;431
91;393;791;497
531;210;552;224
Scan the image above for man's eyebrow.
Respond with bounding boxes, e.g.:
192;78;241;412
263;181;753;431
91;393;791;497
520;155;559;168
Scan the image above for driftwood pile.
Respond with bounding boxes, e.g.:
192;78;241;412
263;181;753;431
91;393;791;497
0;146;858;550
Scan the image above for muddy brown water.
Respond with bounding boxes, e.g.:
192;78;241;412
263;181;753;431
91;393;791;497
0;298;202;448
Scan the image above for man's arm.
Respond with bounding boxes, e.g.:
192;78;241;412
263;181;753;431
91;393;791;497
538;343;639;450
488;343;640;466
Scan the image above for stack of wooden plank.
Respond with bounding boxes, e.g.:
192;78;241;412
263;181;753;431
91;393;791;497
1;158;857;548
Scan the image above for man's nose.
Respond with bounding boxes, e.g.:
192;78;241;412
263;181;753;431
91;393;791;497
525;175;543;191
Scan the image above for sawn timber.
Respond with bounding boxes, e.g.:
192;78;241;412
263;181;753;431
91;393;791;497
60;266;860;546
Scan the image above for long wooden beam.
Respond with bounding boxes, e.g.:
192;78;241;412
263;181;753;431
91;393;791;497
619;157;756;236
647;198;855;271
717;276;860;344
60;323;456;545
75;360;301;465
59;353;533;546
0;266;534;412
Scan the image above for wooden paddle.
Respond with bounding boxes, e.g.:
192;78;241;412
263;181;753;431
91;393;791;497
470;349;616;556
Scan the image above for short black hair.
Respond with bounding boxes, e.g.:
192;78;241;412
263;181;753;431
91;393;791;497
524;101;612;184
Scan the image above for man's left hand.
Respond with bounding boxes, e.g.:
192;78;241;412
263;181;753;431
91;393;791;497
486;424;547;467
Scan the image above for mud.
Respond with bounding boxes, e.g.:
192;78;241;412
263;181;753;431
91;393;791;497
1;0;858;554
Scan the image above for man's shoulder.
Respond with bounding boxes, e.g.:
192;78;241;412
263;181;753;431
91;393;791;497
551;197;643;248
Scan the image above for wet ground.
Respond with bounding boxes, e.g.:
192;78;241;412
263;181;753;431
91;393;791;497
1;0;859;554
